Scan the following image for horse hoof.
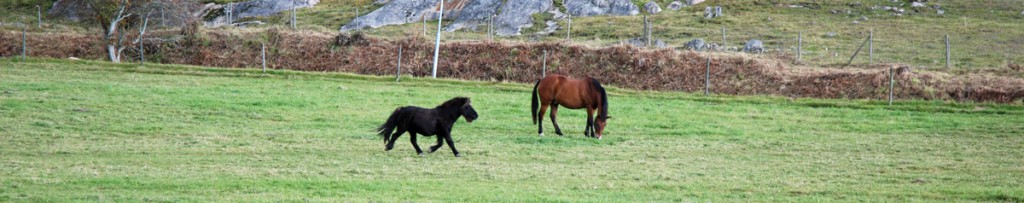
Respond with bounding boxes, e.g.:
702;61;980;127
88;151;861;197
454;153;462;157
539;133;544;137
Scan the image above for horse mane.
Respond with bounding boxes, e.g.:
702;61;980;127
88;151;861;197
590;78;609;120
438;97;471;108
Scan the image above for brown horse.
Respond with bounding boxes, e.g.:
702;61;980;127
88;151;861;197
531;74;610;139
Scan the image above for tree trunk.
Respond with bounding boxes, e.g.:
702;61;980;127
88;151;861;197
107;44;120;62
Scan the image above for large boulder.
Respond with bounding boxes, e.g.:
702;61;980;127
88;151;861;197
494;0;553;36
230;0;319;19
444;0;503;32
667;1;684;11
47;0;92;22
565;0;639;17
206;0;319;27
644;1;662;14
743;39;764;53
341;0;441;31
684;39;707;51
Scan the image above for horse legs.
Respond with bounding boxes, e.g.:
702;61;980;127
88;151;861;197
385;128;406;151
537;104;549;136
589;107;598;138
428;136;444;153
549;104;564;136
442;133;461;157
409;132;424;155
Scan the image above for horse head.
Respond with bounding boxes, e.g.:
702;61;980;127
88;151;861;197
443;97;478;123
461;98;478;123
593;79;610;139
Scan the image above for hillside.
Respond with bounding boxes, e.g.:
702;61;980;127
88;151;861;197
2;0;1023;71
2;59;1023;201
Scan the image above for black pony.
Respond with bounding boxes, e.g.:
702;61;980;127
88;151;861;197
376;97;478;157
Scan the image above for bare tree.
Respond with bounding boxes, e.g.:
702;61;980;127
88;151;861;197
90;0;152;63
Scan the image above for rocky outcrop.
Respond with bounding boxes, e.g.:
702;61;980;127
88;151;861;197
667;1;684;11
565;0;639;17
204;0;319;27
341;0;441;31
47;0;92;22
743;40;764;53
444;0;502;32
230;0;319;19
644;1;662;14
350;0;640;34
684;39;706;51
494;0;553;36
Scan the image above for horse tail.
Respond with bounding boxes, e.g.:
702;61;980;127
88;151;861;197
592;78;609;119
531;79;541;125
377;107;403;143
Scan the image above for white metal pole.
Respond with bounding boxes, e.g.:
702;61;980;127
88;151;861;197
431;0;445;78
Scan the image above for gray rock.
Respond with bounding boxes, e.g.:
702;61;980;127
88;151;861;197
715;6;722;17
685;0;705;6
48;0;92;22
704;6;713;18
566;0;639;17
684;39;707;51
860;16;868;21
341;0;439;31
743;40;764;53
911;2;925;7
494;0;553;36
644;1;662;14
937;10;944;15
444;0;502;32
825;32;837;38
374;0;390;5
625;38;666;48
667;1;684;11
230;0;318;19
1020;10;1023;15
536;20;560;35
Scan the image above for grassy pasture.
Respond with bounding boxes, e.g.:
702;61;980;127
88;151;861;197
1;59;1023;201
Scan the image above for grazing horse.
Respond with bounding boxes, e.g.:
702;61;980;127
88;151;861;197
531;74;610;139
377;97;478;157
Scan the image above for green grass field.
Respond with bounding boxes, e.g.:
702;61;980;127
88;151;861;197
2;59;1023;201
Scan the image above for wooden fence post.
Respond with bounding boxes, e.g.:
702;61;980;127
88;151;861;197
945;34;951;69
888;66;894;105
845;35;871;67
797;31;802;62
261;43;267;73
566;14;572;41
396;47;403;81
36;5;42;29
868;30;873;66
542;50;547;77
722;27;727;49
21;27;27;61
705;55;711;95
